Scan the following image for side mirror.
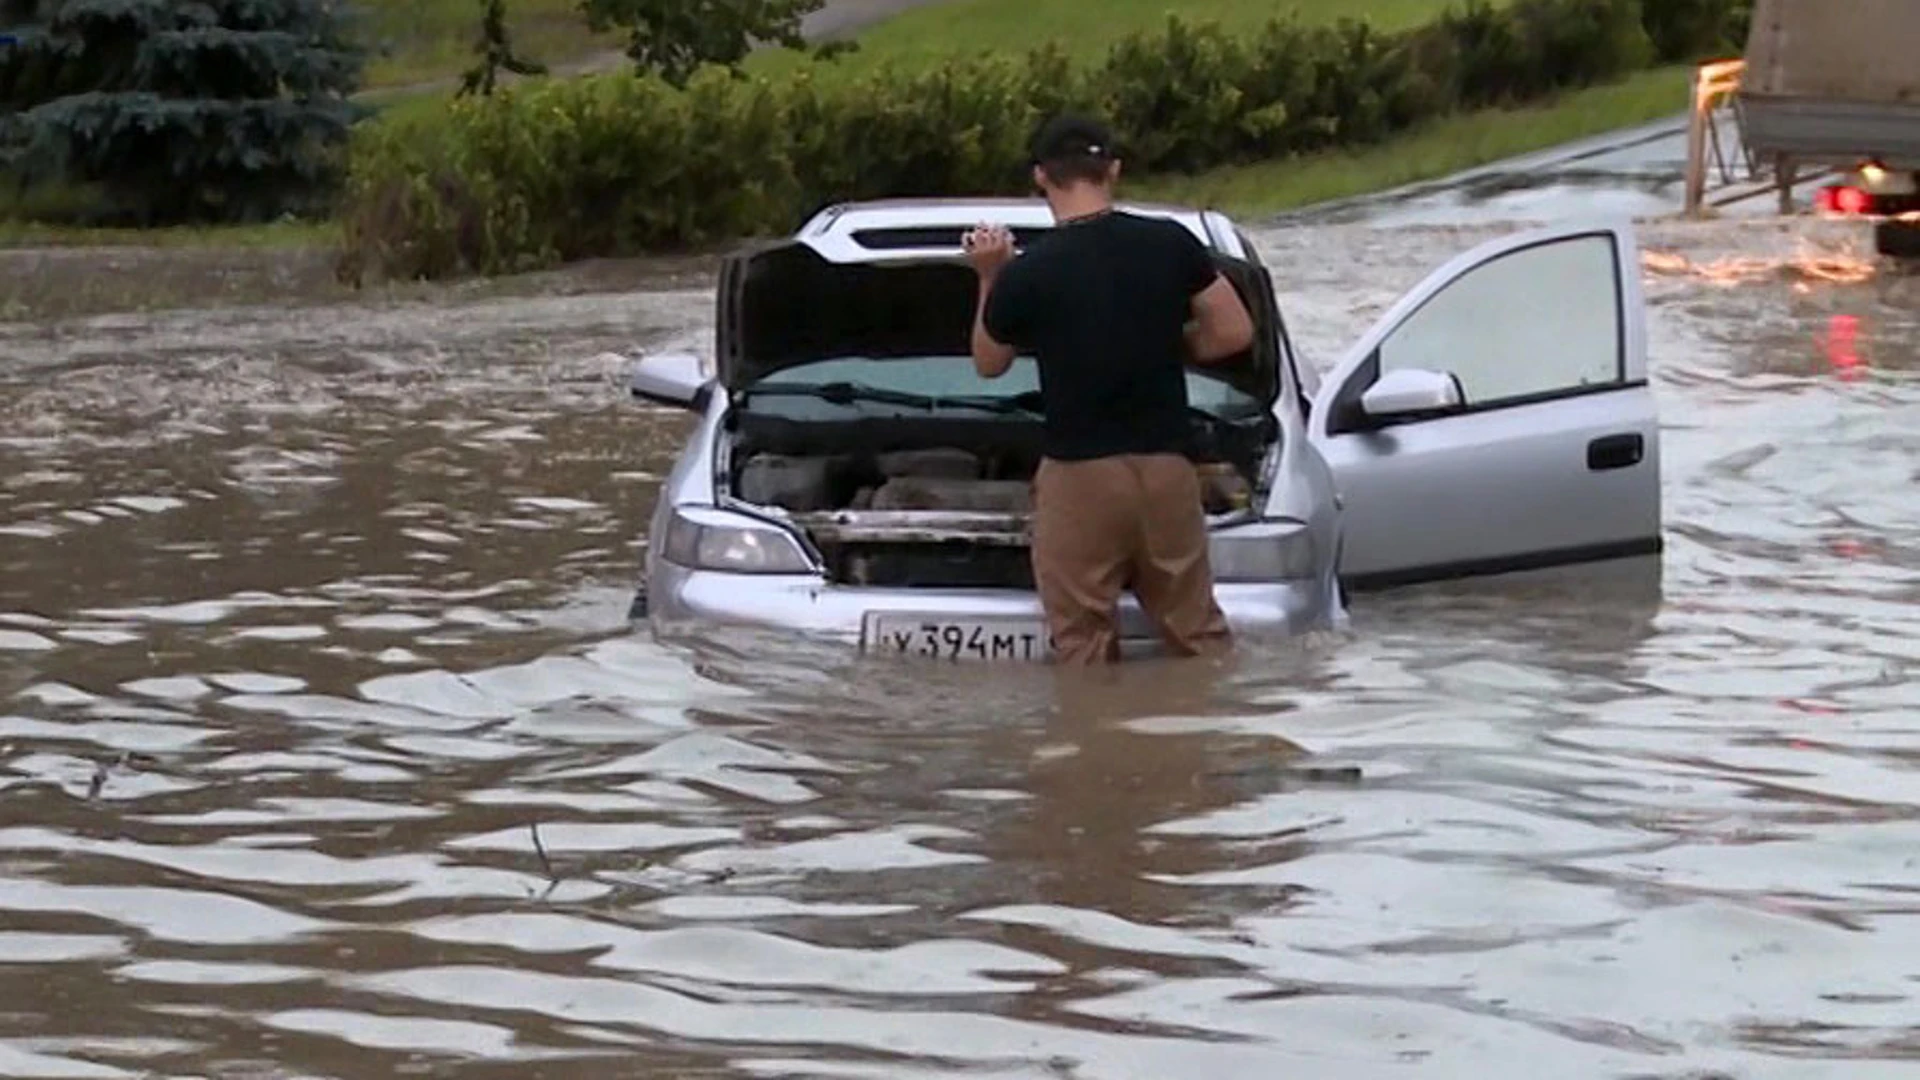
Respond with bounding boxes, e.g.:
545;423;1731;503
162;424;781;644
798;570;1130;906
1360;367;1463;419
628;350;713;411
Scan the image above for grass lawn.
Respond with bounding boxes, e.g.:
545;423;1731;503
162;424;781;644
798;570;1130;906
363;0;1482;89
1133;66;1691;217
854;0;1469;59
357;0;614;91
2;2;1688;255
755;0;1483;76
365;0;1483;115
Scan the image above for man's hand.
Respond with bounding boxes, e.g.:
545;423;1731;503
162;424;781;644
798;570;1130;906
963;223;1016;278
967;223;1019;378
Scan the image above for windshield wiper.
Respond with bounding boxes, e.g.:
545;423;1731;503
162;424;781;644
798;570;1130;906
742;381;1037;415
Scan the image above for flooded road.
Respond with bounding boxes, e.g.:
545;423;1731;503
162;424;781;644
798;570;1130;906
1292;114;1841;230
1;213;1916;1078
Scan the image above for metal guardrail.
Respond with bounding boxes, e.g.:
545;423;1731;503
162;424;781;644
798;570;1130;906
1683;60;1761;217
1683;58;1842;217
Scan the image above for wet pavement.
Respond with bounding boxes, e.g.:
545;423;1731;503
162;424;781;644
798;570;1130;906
1300;113;1844;230
1;203;1917;1077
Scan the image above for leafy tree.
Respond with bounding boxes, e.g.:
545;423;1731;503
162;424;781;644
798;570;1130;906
578;0;845;87
0;0;367;225
460;0;547;97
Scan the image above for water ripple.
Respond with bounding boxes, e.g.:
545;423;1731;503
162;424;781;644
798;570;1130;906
0;216;1914;1077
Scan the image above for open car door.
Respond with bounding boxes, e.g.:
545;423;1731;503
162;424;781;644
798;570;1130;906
1307;221;1661;591
1207;253;1284;411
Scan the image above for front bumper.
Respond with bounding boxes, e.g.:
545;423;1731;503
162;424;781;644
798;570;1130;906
645;559;1343;645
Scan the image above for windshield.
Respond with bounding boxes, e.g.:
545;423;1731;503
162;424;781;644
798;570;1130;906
743;357;1267;419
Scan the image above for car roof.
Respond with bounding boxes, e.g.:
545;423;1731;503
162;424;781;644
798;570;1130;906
792;197;1246;264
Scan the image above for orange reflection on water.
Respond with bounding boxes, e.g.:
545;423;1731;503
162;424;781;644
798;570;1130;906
1641;247;1876;288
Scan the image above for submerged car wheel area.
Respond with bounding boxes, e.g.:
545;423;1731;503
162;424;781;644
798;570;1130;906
626;197;1664;661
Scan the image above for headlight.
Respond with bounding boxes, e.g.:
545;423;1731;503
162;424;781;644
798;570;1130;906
1208;520;1318;582
661;506;816;575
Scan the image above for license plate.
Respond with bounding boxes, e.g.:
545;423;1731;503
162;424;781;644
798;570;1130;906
861;614;1054;662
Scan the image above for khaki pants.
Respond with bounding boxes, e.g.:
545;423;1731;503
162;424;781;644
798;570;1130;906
1031;454;1233;665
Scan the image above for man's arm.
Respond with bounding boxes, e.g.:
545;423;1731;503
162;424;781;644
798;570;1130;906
1184;275;1256;364
972;270;1018;379
964;223;1024;378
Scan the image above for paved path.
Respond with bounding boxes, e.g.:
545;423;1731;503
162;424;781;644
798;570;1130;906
801;0;948;40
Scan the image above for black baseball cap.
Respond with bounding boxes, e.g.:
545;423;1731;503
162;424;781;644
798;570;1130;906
1029;112;1118;165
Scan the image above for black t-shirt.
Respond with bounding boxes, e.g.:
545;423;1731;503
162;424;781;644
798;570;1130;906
982;210;1219;461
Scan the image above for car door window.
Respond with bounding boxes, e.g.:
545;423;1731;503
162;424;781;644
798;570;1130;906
1377;233;1623;407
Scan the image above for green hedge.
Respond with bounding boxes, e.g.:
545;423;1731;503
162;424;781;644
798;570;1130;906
338;0;1746;282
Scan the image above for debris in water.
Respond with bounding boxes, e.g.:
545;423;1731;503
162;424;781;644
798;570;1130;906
529;821;556;881
83;751;158;800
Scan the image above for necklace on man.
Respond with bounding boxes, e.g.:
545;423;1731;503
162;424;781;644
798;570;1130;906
1058;207;1113;226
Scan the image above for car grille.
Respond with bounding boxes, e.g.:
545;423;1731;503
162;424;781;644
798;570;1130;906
823;541;1034;590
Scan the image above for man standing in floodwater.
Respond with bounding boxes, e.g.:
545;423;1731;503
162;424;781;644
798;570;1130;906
962;113;1257;665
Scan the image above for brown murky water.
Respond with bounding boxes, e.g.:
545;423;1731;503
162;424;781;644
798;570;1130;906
1;216;1915;1079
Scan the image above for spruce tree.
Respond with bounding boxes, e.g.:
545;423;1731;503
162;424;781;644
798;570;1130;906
0;0;368;225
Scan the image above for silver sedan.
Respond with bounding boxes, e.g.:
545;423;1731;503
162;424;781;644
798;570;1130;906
623;198;1662;661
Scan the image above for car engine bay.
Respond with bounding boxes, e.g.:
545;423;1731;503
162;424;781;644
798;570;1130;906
735;446;1032;514
731;444;1257;517
725;427;1266;588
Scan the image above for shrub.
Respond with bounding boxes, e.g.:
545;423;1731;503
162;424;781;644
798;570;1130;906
339;0;1746;281
1430;0;1649;107
339;50;1077;281
1097;17;1255;173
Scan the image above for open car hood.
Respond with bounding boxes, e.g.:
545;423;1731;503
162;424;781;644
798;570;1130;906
716;237;1281;408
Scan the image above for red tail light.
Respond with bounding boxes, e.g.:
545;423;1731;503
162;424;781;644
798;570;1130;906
1823;314;1863;382
1817;185;1873;215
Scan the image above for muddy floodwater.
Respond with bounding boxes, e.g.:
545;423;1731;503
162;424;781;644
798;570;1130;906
0;215;1915;1079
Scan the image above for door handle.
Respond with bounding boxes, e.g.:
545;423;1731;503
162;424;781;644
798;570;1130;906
1587;433;1644;472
